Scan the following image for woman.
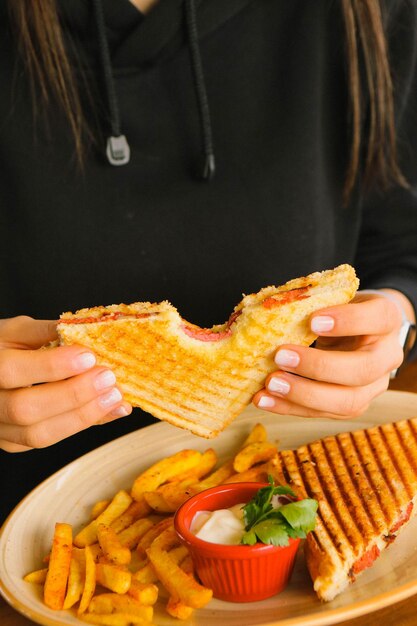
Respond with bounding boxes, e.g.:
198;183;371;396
0;0;416;522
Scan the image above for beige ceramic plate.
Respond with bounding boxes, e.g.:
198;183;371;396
2;390;417;626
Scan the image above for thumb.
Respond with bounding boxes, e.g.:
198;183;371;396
0;316;58;349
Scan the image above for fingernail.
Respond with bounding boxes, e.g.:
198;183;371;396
268;377;291;395
94;370;117;391
99;388;122;408
73;352;96;371
257;395;275;409
110;405;131;418
311;315;334;333
275;349;300;368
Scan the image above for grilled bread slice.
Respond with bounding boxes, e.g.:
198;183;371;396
57;264;358;438
270;418;417;601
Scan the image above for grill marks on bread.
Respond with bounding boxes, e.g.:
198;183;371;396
57;265;358;438
271;419;417;601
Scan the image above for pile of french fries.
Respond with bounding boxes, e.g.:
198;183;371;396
24;423;280;625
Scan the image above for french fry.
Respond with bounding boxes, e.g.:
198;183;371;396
130;563;158;586
63;549;85;609
179;555;194;576
242;422;268;446
88;593;153;620
111;500;152;534
127;580;158;605
78;546;96;614
146;473;205;512
136;517;173;558
150;527;180;552
143;490;172;513
23;568;48;584
87;543;103;562
131;449;202;502
162;554;196;620
91;500;110;520
154;458;237;511
225;460;274;484
192;459;235;491
117;518;154;551
143;482;195;514
97;524;131;566
157;477;194;500
73;542;101;564
166;596;194;620
72;546;87;562
167;448;217;482
183;423;267;495
233;441;278;473
147;545;212;608
43;522;73;610
204;418;276;485
96;563;132;594
75;491;133;547
192;424;269;489
132;545;188;584
25;421;288;621
80;614;154;626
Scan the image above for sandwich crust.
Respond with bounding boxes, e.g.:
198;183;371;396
58;264;358;438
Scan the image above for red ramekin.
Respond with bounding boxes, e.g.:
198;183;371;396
174;482;300;602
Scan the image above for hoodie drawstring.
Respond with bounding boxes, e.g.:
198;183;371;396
184;0;216;180
92;0;131;165
92;0;215;180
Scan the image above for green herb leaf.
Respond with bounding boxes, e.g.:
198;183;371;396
278;499;318;534
243;519;290;547
241;528;258;545
240;476;318;546
274;485;297;497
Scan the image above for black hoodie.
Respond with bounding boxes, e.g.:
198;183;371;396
1;0;417;520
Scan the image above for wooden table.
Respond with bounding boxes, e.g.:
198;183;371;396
1;360;417;626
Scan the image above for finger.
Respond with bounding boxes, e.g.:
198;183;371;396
254;392;362;420
273;337;403;387
310;297;401;338
0;367;126;425
0;344;97;389
254;372;390;418
0;397;132;449
253;393;355;419
0;440;32;453
0;316;58;349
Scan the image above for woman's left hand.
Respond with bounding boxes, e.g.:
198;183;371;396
253;292;407;419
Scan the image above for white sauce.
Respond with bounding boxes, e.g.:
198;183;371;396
190;494;292;545
190;503;246;545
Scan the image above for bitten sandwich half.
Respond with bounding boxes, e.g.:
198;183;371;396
271;417;417;601
57;264;358;438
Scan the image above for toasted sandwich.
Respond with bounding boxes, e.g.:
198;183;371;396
270;417;417;601
57;264;358;438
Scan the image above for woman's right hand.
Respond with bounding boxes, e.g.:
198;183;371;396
0;316;132;452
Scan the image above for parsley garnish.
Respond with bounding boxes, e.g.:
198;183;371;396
241;476;318;547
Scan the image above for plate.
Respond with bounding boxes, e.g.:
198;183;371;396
2;390;417;626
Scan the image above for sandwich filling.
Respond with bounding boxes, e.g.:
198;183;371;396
181;286;312;341
262;286;311;308
349;501;414;578
59;312;158;324
181;309;243;342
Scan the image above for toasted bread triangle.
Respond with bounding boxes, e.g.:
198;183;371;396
270;417;417;601
58;264;358;438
